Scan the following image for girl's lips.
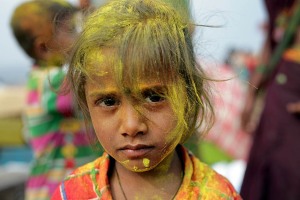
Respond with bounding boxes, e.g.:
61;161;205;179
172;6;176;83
119;145;154;159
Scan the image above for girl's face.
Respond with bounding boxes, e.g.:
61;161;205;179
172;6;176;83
84;59;181;172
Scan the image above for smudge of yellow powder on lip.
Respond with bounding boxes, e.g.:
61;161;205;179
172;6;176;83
143;158;150;168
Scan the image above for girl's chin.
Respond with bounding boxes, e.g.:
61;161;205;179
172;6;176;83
118;158;157;172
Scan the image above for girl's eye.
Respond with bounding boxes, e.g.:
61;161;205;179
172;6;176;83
144;91;165;103
96;96;120;107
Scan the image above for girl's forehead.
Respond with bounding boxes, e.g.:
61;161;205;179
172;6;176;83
85;48;169;82
85;50;112;77
87;69;163;88
86;72;166;96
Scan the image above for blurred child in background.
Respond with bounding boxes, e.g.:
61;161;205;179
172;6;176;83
10;0;97;199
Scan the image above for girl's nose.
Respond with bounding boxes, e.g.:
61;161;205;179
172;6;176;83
119;100;147;137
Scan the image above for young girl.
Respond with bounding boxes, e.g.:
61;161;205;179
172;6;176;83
52;0;242;199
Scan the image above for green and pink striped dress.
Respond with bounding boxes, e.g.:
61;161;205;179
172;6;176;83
24;66;96;200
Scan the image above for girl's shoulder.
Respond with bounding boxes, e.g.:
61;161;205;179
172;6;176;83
179;148;242;200
51;153;112;200
191;154;242;199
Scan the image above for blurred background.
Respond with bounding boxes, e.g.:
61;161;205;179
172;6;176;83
0;0;266;199
0;0;266;85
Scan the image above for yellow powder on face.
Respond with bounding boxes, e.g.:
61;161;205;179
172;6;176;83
133;166;138;172
85;49;122;79
121;160;130;165
86;50;107;76
118;157;153;172
143;158;150;168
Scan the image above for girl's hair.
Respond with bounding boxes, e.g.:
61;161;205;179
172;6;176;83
67;0;214;147
10;0;77;59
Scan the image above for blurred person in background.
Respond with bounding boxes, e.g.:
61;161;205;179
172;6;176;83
10;0;97;199
240;0;300;199
78;0;107;10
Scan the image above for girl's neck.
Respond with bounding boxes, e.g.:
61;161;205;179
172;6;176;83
111;148;183;200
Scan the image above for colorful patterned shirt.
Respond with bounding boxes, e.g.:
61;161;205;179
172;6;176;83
24;66;96;200
51;146;242;200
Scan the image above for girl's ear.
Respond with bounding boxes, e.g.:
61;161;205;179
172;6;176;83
33;37;49;62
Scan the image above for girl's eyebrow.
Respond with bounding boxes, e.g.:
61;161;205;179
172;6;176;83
87;84;166;98
138;83;166;90
87;89;118;99
140;85;166;93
